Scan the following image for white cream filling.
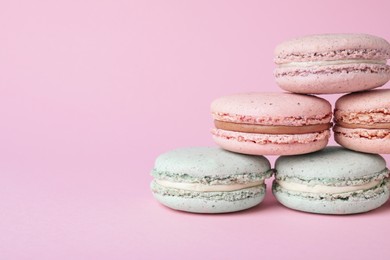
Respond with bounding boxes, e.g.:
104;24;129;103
279;59;387;68
277;180;381;194
155;179;264;192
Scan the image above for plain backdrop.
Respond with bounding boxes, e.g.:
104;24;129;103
1;0;390;259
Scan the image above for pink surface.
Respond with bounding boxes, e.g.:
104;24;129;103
1;0;390;259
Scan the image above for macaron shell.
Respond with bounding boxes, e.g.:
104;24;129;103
272;183;389;215
211;92;331;124
335;89;390;112
275;33;390;62
275;146;387;179
153;187;265;213
153;147;271;178
212;131;329;155
275;65;390;94
334;126;390;154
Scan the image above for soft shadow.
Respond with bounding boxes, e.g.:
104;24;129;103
231;196;281;216
259;198;390;218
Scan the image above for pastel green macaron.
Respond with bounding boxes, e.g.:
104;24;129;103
273;146;389;214
151;147;272;213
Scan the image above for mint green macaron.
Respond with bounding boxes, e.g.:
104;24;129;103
273;146;390;214
151;147;272;213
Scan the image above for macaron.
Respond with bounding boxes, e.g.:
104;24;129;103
334;89;390;154
273;146;390;215
151;147;272;213
211;92;332;155
274;33;390;94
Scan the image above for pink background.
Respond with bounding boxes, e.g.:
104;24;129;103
1;0;390;259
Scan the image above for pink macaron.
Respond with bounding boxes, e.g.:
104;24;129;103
211;92;332;155
274;34;390;94
334;89;390;154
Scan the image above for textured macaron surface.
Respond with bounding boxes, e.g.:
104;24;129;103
152;147;271;183
275;146;388;185
275;33;390;64
211;92;332;126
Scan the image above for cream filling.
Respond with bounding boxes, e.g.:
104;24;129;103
155;179;264;192
277;179;381;194
279;59;387;68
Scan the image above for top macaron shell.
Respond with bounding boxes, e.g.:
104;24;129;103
275;34;390;63
335;88;390;112
275;146;387;181
152;146;271;178
274;33;390;94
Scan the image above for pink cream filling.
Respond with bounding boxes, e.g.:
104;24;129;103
274;63;390;78
275;49;390;64
211;112;332;126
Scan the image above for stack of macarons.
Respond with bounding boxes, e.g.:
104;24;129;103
151;33;390;215
270;34;390;214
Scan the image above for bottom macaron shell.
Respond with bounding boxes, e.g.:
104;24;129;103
151;183;266;214
275;69;390;94
153;193;264;213
212;133;328;156
334;127;390;154
272;183;390;215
